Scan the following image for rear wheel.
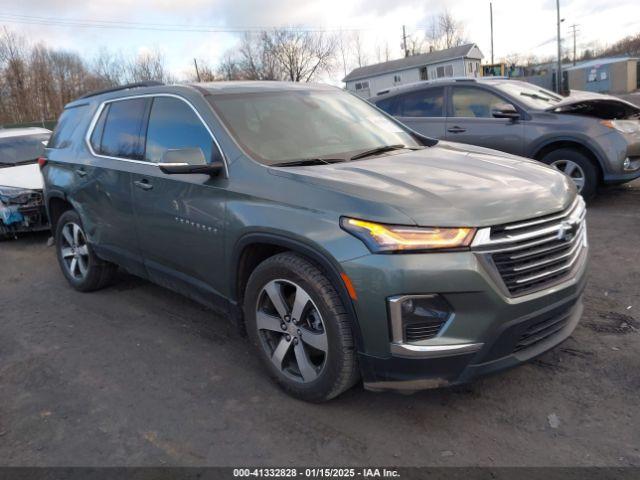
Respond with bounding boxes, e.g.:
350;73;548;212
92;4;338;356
55;210;117;292
541;148;598;199
244;252;359;402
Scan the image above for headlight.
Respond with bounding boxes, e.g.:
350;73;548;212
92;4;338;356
0;185;35;204
340;217;476;253
601;120;640;134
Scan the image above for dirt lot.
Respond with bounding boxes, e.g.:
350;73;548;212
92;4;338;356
1;182;639;467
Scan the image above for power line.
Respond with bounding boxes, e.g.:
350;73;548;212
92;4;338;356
0;12;373;33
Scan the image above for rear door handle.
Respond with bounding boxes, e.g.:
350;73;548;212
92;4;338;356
447;126;466;134
133;179;153;191
76;168;87;177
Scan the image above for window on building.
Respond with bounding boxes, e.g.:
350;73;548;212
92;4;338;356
95;98;148;159
396;87;445;117
419;67;428;81
145;97;217;164
393;74;402;84
435;64;454;78
354;81;370;91
451;87;505;118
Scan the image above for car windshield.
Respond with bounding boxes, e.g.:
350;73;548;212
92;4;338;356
494;81;563;110
208;90;420;165
0;132;50;167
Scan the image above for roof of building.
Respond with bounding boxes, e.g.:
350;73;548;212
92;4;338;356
342;43;483;83
564;56;638;71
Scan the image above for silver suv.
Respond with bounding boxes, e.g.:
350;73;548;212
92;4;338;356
372;78;640;198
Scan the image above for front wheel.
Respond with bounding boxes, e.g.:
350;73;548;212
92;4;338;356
244;252;359;402
541;148;598;199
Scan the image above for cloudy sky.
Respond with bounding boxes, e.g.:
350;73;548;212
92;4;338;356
1;0;639;82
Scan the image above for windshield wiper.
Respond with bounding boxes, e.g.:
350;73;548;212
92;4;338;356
520;92;553;102
349;144;410;161
273;158;346;167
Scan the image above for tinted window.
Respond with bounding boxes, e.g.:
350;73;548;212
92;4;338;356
375;97;398;115
90;104;109;153
98;98;148;159
0;133;50;166
145;97;216;163
396;88;444;117
452;87;505;118
49;105;87;149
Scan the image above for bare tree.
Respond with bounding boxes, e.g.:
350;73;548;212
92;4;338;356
217;52;242;80
126;48;171;83
352;32;367;68
425;11;467;52
261;29;336;82
93;48;126;86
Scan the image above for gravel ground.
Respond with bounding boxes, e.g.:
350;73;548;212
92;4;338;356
0;181;639;467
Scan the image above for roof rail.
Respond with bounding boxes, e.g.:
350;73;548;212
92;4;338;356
78;81;164;100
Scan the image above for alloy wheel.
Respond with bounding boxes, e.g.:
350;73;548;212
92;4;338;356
550;159;586;193
255;279;328;383
59;222;90;280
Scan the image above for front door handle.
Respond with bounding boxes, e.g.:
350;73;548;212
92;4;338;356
133;179;153;191
76;168;88;177
447;126;467;134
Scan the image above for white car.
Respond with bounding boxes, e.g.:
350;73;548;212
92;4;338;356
0;127;51;238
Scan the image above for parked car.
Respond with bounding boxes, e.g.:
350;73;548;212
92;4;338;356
42;81;587;401
0;127;51;239
372;78;640;198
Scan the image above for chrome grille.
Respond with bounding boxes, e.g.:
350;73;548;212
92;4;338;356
473;197;588;296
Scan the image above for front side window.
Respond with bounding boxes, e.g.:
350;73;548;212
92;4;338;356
209;90;419;165
396;88;444;117
145;97;216;163
451;87;505;118
95;98;148;159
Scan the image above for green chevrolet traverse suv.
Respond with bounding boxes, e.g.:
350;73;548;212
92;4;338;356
42;81;588;401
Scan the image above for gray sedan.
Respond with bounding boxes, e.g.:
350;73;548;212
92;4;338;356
372;78;640;198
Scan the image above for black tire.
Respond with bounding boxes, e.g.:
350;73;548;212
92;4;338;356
541;148;599;199
55;210;117;292
244;252;359;402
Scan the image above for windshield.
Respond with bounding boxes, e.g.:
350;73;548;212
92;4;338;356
208;90;420;165
494;81;563;110
0;133;50;167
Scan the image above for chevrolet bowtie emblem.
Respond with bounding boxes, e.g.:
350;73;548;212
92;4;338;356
557;220;579;241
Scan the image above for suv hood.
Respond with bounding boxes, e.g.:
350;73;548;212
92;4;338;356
271;142;575;227
548;90;640;119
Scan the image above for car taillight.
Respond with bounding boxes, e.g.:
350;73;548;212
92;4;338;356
37;157;47;168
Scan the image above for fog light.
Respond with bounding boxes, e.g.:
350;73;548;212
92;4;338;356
388;294;453;344
623;157;631;170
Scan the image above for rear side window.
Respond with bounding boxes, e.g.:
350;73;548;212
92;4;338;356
395;88;445;117
144;97;217;163
92;98;148;160
48;105;87;149
375;97;399;116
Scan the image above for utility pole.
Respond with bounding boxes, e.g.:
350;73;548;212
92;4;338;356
402;25;409;58
569;24;580;65
556;0;563;94
193;58;201;82
490;2;494;65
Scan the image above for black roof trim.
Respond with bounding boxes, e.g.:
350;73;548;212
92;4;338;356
79;81;164;100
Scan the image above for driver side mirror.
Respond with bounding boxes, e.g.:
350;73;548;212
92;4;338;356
158;148;224;175
492;103;520;120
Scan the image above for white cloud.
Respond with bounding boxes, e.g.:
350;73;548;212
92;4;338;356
1;0;638;81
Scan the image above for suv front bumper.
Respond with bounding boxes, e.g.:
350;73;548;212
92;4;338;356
341;243;588;392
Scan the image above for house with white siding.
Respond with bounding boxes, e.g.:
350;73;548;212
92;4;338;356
343;44;484;98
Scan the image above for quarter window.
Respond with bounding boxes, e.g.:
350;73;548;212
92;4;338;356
94;98;148;159
144;97;217;164
396;88;444;117
451;87;505;118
